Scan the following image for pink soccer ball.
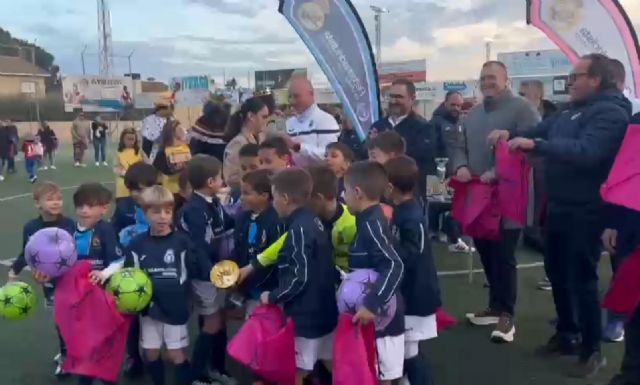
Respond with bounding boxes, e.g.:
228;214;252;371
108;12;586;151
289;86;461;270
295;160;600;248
24;228;77;278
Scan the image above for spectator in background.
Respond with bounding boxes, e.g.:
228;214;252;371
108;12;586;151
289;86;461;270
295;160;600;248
0;120;9;181
71;111;90;167
500;53;630;377
37;121;58;170
453;61;540;344
431;91;464;160
188;101;231;162
283;77;340;167
370;78;436;199
255;90;287;139
223;97;269;190
519;80;558;120
91;115;109;167
335;109;368;160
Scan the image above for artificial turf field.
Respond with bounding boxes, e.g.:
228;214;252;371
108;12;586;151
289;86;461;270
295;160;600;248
0;145;625;385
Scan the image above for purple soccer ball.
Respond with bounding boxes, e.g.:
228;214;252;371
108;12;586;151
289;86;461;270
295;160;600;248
337;269;397;331
24;228;77;278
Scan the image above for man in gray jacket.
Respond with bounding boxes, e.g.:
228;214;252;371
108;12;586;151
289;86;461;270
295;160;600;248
452;61;540;344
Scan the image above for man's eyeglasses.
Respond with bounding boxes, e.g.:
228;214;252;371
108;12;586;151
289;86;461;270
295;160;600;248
568;72;589;82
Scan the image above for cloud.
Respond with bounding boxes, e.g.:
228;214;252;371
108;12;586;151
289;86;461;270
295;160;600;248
185;0;269;17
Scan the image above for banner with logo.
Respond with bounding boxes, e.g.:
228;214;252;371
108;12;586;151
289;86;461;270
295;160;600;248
62;76;134;112
526;0;640;100
169;75;211;107
279;0;380;141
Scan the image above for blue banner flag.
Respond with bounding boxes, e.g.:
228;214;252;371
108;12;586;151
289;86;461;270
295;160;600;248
279;0;381;141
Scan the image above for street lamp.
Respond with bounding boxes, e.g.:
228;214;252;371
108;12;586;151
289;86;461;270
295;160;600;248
370;5;389;65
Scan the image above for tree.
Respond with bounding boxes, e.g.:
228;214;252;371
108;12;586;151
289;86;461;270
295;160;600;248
0;27;55;70
225;77;237;90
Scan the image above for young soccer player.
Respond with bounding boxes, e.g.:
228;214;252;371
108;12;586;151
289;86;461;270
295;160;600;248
258;136;290;171
22;133;40;183
175;168;191;212
111;162;160;237
325;142;354;202
8;181;75;377
343;161;405;385
367;131;406;165
385;156;441;385
259;168;338;385
228;143;261;209
176;154;235;385
121;186;212;385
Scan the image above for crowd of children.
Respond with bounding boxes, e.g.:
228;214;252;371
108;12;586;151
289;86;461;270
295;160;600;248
7;118;442;385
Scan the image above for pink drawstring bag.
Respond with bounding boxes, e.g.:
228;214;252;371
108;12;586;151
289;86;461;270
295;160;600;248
495;140;530;225
602;248;640;318
435;308;457;331
601;124;640;211
227;304;296;385
450;178;500;240
333;314;377;385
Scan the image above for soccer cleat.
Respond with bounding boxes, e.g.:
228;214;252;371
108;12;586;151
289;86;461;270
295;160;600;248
448;239;471;253
490;314;515;343
466;308;500;326
569;352;606;379
50;165;56;170
603;320;625;343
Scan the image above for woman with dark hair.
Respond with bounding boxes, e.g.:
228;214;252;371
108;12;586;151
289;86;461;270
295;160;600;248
188;100;231;161
140;93;174;167
222;97;269;189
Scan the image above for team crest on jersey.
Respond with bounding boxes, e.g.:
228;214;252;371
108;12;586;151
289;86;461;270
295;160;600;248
91;236;100;247
164;249;175;264
314;217;325;232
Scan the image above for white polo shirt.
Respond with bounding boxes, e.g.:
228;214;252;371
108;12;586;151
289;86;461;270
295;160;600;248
286;104;340;167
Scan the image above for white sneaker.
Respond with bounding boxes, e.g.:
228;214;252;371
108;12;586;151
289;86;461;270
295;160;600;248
448;239;471;253
50;165;56;170
102;161;108;166
74;162;80;167
209;371;237;385
42;166;48;170
95;162;100;167
0;175;4;181
80;163;86;168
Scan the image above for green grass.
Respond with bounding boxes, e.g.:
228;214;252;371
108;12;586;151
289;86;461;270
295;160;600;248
0;145;625;385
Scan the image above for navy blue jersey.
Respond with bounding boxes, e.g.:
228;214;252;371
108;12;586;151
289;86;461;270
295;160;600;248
268;207;338;338
125;231;212;325
74;220;123;271
111;197;137;235
348;204;405;337
234;205;284;297
11;215;76;275
176;193;235;263
391;199;441;317
337;177;346;204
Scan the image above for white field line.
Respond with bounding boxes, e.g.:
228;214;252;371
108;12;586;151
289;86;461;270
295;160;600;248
0;181;115;202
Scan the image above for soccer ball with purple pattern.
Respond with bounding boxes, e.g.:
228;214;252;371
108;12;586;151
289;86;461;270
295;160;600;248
337;269;397;331
24;228;77;278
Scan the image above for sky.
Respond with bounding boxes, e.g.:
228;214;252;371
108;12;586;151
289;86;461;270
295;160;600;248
0;0;639;86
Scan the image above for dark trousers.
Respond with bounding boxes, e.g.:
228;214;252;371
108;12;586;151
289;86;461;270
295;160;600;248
94;139;106;163
619;305;640;383
428;201;461;244
73;142;86;163
545;203;603;359
7;154;15;172
474;228;521;316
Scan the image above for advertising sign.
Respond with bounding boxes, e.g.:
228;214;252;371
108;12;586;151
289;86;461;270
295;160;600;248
169;75;211;107
62;76;134;112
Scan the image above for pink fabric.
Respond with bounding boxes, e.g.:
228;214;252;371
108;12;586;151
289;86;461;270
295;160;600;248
227;305;296;385
601;124;640;211
435;308;457;331
603;248;640;318
450;178;500;240
333;314;377;385
54;261;131;383
495;140;530;225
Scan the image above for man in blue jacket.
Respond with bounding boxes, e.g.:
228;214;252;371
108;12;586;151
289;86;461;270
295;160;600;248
493;53;631;378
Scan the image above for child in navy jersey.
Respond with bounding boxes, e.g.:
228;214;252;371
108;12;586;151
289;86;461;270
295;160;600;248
343;161;405;385
8;181;75;378
324;142;354;203
258;136;290;171
176;154;235;384
385;156;441;385
367;131;405;165
111;162;159;236
260;168;338;385
122;186;212;385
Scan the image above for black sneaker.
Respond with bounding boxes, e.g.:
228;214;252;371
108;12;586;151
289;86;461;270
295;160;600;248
465;308;500;326
490;314;515;343
569;352;606;379
123;357;143;379
535;333;579;356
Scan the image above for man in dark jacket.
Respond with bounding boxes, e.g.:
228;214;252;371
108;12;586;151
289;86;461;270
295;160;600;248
500;53;631;378
370;78;436;198
430;91;464;160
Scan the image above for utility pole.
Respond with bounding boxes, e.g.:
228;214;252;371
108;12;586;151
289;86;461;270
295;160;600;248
370;5;389;65
29;42;40;122
81;45;88;75
127;49;135;76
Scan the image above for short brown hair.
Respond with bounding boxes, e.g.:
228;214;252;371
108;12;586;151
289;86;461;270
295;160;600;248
326;142;355;164
367;131;406;155
344;161;388;201
124;162;160;191
187;154;222;190
391;78;416;98
140;185;174;211
73;183;113;207
308;165;338;200
270;168;312;204
384;155;418;194
33;181;61;201
242;169;273;197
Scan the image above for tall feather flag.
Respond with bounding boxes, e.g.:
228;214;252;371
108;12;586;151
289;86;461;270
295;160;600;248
279;0;381;141
526;0;640;101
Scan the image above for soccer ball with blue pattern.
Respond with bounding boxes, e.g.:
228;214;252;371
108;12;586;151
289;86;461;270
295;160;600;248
0;282;36;321
106;268;152;314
